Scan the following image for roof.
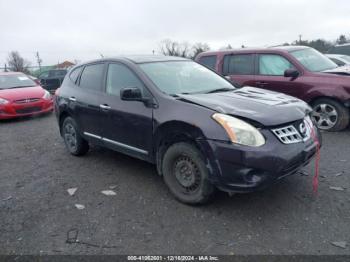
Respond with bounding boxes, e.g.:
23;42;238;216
197;45;310;56
56;61;75;69
121;55;189;63
75;55;190;67
334;43;350;47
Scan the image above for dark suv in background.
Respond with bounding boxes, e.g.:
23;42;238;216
54;56;319;204
196;46;350;131
39;69;67;93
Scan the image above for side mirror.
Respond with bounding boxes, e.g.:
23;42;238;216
284;69;299;79
120;87;143;101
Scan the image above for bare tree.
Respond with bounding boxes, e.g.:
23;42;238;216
159;39;191;58
337;34;348;45
191;42;210;59
7;51;31;73
219;44;232;50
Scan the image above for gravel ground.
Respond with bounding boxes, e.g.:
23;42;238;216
0;113;349;255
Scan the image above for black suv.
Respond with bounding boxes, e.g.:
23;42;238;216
54;56;320;204
39;69;67;93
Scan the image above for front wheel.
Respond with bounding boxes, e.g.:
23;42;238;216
312;98;349;132
161;142;215;205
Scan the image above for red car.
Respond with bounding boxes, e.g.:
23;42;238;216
0;72;53;120
196;46;350;131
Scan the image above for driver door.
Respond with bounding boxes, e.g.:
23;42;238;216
98;62;154;160
254;54;303;98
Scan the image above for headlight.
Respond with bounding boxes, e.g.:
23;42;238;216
0;98;9;105
42;90;51;100
212;113;265;147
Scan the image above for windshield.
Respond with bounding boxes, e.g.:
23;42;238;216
290;48;338;72
139;61;235;95
0;74;36;89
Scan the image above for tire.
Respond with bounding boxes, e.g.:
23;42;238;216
161;142;215;205
61;116;89;156
311;98;349;132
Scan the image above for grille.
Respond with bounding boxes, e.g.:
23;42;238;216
272;125;303;144
14;98;40;104
272;116;313;144
16;107;41;114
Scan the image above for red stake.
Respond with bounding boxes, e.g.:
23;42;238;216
307;121;320;194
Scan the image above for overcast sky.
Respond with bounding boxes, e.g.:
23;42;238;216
0;0;349;67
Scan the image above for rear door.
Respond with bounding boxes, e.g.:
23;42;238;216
98;62;153;159
73;62;106;140
222;54;257;86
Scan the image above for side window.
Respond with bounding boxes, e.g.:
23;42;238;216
223;54;254;75
79;63;105;91
259;54;293;76
198;56;217;70
69;67;83;84
39;71;49;79
106;63;145;96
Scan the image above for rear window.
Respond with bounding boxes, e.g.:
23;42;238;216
223;54;254;75
198;55;217;70
79;63;105;91
0;74;36;89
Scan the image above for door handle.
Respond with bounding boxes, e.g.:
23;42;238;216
69;96;77;102
100;104;111;110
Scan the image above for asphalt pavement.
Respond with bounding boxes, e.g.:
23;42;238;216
0;113;349;255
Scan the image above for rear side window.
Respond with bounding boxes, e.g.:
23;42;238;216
198;55;217;70
79;63;105;91
106;63;145;96
69;67;83;84
259;54;293;76
223;54;254;75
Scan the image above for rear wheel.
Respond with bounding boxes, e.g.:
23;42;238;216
311;98;349;132
162;142;215;205
62;117;89;156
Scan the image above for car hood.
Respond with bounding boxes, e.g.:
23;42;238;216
0;86;45;102
322;65;350;75
177;86;311;126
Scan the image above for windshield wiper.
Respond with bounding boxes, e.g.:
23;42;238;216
206;87;234;94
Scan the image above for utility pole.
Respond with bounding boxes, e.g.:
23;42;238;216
152;50;155;55
4;63;8;72
298;34;302;44
36;51;42;72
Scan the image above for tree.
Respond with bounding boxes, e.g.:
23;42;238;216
308;39;333;53
337;34;348;45
7;51;31;73
191;42;210;59
291;38;333;53
159;39;191;58
219;44;232;50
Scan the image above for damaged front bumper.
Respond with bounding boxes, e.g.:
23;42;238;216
199;127;321;193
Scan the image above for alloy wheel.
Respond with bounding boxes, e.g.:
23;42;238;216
64;123;78;152
312;103;338;130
